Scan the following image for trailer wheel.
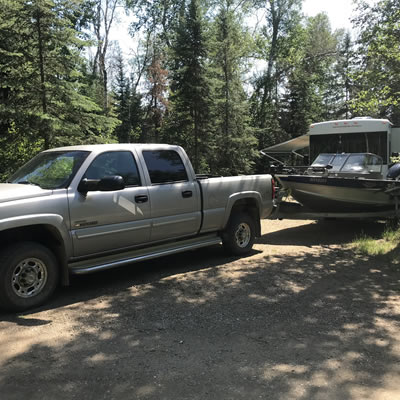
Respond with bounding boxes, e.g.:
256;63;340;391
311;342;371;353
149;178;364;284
0;242;59;312
222;212;255;256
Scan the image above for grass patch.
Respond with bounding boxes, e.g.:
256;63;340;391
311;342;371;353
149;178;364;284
353;235;396;256
353;222;400;256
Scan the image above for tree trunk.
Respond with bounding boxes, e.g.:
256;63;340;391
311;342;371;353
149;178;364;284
36;9;50;149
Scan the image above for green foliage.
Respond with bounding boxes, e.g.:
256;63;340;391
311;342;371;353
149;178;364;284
251;0;302;131
207;0;258;174
351;0;400;123
325;32;356;119
280;14;341;136
113;48;143;143
0;123;43;181
126;0;185;48
164;0;211;172
143;45;169;143
0;0;119;176
3;0;400;178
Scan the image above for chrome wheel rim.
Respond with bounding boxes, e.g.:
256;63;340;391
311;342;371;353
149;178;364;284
235;223;251;248
11;258;47;298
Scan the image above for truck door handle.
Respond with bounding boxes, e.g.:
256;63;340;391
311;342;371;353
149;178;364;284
135;195;148;203
182;190;192;198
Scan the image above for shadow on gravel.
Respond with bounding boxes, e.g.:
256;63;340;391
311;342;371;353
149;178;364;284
1;221;399;400
258;219;386;246
1;245;258;317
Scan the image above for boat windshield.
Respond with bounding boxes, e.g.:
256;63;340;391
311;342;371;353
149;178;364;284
312;153;348;171
341;153;382;173
312;154;334;166
311;153;383;173
329;154;349;171
7;151;90;189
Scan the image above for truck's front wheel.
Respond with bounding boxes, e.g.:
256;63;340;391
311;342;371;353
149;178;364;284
222;212;256;256
0;242;59;312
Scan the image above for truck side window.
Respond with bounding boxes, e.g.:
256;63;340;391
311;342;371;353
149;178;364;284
143;150;188;184
84;151;141;186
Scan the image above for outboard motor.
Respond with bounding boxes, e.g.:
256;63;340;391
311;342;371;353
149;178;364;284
387;163;400;180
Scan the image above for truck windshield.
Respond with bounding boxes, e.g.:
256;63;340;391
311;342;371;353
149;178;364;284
7;151;89;189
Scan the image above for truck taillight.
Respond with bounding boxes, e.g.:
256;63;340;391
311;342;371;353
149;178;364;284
271;178;276;199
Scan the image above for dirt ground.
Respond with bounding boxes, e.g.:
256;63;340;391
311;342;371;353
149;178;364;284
1;219;400;400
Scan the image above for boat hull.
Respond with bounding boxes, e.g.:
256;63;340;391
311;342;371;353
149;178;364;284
276;175;399;212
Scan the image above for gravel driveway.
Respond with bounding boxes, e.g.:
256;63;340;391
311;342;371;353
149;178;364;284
1;219;400;400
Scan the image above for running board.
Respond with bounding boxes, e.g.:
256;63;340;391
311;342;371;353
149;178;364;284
69;234;222;275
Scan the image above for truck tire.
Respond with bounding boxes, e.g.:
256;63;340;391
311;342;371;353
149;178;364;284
222;212;256;256
0;242;59;312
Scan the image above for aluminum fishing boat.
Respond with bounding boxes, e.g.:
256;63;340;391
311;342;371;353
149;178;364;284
275;152;400;212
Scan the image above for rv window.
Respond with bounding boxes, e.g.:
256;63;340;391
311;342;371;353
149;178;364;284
310;131;387;163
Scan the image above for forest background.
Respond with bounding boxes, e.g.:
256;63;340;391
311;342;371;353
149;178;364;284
1;0;399;179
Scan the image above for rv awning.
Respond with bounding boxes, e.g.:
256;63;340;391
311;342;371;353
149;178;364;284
261;134;309;153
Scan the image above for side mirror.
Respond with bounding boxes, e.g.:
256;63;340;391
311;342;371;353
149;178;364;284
78;175;125;194
78;178;99;193
98;175;125;191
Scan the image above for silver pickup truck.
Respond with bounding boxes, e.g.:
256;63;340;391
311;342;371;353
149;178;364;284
0;144;274;311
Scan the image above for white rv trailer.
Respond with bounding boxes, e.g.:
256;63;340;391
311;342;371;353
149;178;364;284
263;117;400;176
263;117;400;220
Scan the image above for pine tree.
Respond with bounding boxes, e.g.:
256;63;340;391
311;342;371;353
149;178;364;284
0;0;119;176
208;0;257;175
165;0;211;172
113;49;143;143
143;44;169;143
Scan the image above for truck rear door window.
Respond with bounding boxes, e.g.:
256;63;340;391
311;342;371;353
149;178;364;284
143;150;188;184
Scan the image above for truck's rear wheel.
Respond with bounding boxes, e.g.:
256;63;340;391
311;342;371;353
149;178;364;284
222;212;255;256
0;242;59;312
